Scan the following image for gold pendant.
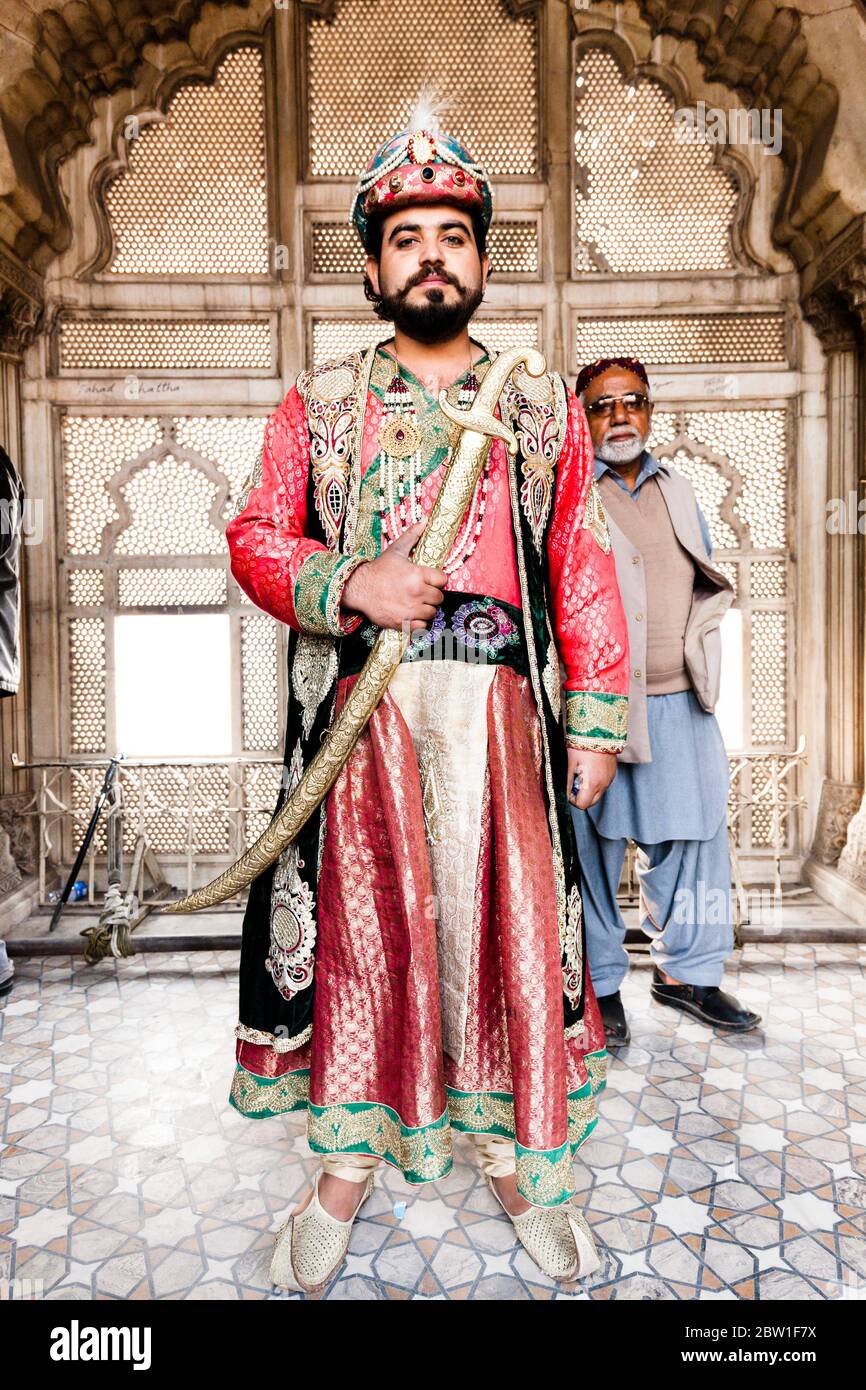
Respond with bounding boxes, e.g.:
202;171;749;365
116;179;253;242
378;415;422;459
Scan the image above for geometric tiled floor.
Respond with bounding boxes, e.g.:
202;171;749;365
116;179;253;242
2;942;865;1300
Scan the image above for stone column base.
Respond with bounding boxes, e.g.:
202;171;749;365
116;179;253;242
839;791;866;891
810;778;863;866
804;858;866;925
0;826;20;894
0;791;35;880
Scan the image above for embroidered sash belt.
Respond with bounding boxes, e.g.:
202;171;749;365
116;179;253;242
339;592;529;681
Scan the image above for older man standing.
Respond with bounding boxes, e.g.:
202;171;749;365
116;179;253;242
570;357;760;1046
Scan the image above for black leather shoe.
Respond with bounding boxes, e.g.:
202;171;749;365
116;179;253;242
598;990;630;1048
650;966;761;1031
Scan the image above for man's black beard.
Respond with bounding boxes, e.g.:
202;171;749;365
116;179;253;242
378;282;484;345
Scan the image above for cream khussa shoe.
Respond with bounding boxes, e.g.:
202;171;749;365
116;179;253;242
486;1175;602;1282
270;1169;375;1293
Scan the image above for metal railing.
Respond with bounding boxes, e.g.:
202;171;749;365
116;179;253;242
12;740;807;918
10;753;284;908
726;736;808;934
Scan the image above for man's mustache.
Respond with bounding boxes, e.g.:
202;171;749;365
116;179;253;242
398;264;464;298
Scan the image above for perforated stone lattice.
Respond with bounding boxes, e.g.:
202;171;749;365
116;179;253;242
574;49;739;273
311;317;539;366
63;418;161;556
306;0;538;178
650;411;787;553
59;319;273;372
686;410;787;551
65;761;280;859
62;416;274;778
114;457;225;557
750;560;786;600
69;618;106;754
105;47;268;276
715;560;738;597
648;410;789;748
244;763;283;844
241;615;281;752
310;219;539;277
67;569;104;607
105;763;237;856
116;568;228;608
750;610;788;745
173;417;266;507
663;447;739;551
575;314;786;366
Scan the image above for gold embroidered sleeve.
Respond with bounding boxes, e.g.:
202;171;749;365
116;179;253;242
564;690;628;753
293;550;367;637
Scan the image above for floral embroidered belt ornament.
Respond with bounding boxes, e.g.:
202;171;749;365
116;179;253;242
162;346;546;914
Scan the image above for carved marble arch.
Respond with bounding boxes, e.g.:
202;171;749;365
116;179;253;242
78;24;274;281
100;433;232;564
0;0;856;287
571;28;769;277
605;0;850;270
0;1;260;273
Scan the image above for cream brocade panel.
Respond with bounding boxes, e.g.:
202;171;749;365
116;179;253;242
387;660;497;1067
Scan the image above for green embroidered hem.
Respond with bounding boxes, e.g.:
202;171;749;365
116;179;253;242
293;549;366;637
229;1064;310;1118
309;1101;451;1184
565;689;628;750
228;1048;608;1207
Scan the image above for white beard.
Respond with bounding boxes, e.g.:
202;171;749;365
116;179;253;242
595;429;648;464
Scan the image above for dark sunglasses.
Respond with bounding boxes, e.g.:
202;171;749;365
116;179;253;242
584;392;651;417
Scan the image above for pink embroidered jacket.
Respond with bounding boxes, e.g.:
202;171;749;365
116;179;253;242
225;371;630;752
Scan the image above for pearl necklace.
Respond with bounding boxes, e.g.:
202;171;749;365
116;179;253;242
376;349;489;574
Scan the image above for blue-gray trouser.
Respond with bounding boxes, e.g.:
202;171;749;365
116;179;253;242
570;810;733;999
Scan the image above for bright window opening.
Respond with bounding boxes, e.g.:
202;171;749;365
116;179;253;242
716;606;744;750
114;613;232;756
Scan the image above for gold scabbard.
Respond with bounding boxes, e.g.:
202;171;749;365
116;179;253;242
162;345;546;914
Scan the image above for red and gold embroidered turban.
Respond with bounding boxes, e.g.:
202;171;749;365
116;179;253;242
352;124;493;250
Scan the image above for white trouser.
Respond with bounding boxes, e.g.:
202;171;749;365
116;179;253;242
319;1132;516;1182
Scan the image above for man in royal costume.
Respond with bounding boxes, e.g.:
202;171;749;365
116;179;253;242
219;109;630;1292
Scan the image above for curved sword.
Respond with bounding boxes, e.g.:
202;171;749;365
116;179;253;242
162;345;546;914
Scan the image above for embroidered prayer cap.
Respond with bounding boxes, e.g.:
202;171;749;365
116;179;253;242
351;93;493;250
575;356;650;397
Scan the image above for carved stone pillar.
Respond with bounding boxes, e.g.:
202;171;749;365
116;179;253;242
808;338;863;871
802;216;866;911
0;827;21;894
0;245;42;877
544;0;574;374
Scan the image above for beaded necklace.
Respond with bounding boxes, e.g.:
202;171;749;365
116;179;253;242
376;345;489;575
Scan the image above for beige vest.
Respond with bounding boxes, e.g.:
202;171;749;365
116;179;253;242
598;458;734;763
599;474;695;695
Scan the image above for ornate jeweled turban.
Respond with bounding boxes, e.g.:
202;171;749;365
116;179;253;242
575;356;650;397
351;103;493;250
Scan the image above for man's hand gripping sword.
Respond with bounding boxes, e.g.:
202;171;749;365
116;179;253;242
162;346;546;914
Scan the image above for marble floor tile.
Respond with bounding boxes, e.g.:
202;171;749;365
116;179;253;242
2;942;864;1300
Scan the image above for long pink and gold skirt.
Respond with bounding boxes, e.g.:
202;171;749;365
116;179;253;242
230;662;607;1207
